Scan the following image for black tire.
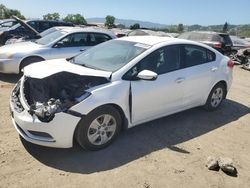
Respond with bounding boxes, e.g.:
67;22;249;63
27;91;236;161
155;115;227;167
19;57;44;73
75;105;122;151
204;83;226;111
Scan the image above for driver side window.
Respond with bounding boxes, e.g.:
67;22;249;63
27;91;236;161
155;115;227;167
123;45;181;80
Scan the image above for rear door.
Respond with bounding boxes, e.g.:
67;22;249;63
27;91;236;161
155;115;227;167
182;44;217;107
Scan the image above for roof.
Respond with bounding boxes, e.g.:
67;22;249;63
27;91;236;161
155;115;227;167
116;36;217;51
117;36;179;45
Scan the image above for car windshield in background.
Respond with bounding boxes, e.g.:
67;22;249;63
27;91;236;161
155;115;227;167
35;30;65;45
39;27;58;37
73;40;149;72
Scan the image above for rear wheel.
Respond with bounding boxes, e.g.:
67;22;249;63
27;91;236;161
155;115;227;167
19;57;44;73
75;105;122;150
204;83;226;111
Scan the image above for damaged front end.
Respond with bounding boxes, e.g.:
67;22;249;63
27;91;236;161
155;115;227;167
22;72;109;122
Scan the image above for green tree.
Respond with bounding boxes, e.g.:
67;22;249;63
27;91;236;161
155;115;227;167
43;12;60;21
63;14;87;25
0;4;7;19
0;4;25;19
177;23;184;33
130;23;140;30
223;22;229;33
105;15;115;28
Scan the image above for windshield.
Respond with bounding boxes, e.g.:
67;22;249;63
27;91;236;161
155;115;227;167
35;30;65;45
72;40;148;72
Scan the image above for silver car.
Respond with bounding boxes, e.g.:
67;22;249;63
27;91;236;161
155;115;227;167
0;27;116;74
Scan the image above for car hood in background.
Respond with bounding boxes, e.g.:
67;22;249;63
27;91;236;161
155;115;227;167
12;16;40;36
0;41;42;58
23;58;112;79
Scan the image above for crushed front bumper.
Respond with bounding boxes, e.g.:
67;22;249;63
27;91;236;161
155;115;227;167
10;85;82;148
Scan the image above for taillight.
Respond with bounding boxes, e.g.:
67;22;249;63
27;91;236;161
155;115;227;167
227;59;234;69
213;42;222;49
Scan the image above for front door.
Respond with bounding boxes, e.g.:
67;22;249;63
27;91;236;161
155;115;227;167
127;45;186;125
50;32;90;59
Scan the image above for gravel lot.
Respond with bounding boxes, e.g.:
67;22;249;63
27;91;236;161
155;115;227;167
0;66;249;188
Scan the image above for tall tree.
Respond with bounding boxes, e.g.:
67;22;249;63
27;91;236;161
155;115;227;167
0;4;25;19
63;14;87;25
43;13;60;21
223;22;229;33
177;23;184;33
130;23;140;30
105;15;115;28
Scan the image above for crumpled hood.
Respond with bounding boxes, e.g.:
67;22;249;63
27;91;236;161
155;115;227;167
0;41;41;58
23;58;112;79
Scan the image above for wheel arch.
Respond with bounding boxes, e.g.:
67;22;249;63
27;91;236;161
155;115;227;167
211;80;228;99
19;55;45;72
73;103;129;142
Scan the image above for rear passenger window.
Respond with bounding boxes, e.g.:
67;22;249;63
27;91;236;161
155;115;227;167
207;50;216;62
89;33;111;46
184;45;215;68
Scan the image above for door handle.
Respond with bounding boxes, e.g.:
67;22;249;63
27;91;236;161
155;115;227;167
175;77;185;83
211;67;218;72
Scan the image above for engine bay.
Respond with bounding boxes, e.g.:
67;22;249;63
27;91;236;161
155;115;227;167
23;72;109;122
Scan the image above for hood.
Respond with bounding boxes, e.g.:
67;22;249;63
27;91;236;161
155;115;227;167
12;16;40;36
0;41;41;58
23;58;112;79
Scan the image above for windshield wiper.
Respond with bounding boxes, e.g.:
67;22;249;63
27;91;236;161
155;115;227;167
66;56;74;62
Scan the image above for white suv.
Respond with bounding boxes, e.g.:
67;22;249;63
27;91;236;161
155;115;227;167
10;36;233;150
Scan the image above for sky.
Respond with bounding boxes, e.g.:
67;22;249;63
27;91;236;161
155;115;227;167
1;0;250;25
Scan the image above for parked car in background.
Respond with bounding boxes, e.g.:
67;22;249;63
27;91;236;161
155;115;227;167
0;16;74;45
0;19;17;30
128;29;173;37
0;27;116;74
5;26;72;45
178;31;233;54
10;36;233;150
230;35;250;51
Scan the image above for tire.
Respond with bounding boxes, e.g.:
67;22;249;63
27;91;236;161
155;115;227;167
19;57;44;73
75;105;122;151
204;83;226;111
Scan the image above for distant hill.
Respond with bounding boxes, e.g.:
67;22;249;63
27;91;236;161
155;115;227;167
86;18;250;37
86;17;168;28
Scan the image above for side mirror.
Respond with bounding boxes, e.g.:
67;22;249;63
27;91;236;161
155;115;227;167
137;70;158;81
54;41;64;48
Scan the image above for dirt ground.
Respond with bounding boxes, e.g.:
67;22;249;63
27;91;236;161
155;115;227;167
0;66;249;188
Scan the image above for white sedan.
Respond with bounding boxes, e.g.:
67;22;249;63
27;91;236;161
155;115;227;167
10;36;233;150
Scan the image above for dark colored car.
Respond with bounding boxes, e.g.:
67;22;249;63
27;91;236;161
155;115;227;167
0;16;74;45
178;31;233;54
0;19;18;30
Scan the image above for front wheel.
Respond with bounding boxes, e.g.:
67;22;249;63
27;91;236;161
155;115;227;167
75;105;122;150
204;83;226;111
